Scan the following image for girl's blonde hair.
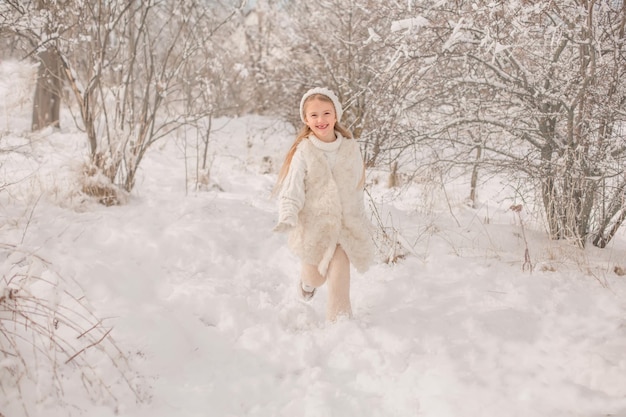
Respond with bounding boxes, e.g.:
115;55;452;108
274;94;353;194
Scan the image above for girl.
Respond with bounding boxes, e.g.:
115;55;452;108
273;87;374;322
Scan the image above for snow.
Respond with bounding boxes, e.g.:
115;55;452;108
390;17;429;33
2;60;626;417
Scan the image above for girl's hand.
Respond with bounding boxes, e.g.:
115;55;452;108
273;222;294;233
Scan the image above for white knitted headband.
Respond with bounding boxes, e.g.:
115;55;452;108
299;87;343;123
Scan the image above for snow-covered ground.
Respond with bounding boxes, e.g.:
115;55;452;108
2;60;626;417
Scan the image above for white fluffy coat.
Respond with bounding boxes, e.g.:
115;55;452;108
279;135;374;276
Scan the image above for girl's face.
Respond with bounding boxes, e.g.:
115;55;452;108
304;98;337;142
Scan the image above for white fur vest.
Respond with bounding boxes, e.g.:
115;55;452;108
287;137;374;275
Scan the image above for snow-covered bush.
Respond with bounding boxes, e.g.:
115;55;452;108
0;244;144;416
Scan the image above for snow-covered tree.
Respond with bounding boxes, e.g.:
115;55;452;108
2;0;241;203
389;0;626;247
2;0;64;130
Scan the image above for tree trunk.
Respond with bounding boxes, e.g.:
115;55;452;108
468;143;482;208
32;48;62;131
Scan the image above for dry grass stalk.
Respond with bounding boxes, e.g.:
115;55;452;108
0;243;145;415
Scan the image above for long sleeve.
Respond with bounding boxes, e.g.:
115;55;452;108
276;149;306;228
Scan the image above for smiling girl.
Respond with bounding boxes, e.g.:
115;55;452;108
273;87;374;322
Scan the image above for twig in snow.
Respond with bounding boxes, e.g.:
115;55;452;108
510;204;533;273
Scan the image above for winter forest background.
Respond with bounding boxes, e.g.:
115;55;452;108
2;1;626;416
4;0;626;245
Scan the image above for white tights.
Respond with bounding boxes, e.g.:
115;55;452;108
301;245;351;322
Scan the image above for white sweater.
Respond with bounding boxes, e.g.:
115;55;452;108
278;134;346;226
278;132;361;226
